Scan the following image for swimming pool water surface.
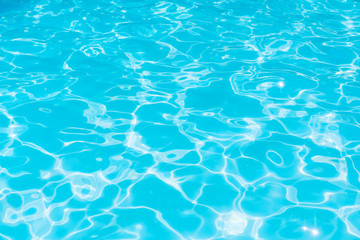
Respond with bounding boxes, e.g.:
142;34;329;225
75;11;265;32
0;0;360;239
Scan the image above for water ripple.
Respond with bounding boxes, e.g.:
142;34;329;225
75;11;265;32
0;0;360;239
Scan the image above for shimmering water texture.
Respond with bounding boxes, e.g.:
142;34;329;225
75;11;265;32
1;0;360;239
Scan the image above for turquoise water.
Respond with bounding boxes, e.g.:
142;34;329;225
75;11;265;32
1;0;360;239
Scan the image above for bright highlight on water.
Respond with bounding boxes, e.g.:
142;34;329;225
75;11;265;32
0;0;360;239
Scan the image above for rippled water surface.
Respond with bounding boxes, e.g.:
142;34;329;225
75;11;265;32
1;0;360;239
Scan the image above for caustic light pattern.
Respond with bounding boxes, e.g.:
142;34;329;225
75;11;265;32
0;0;360;239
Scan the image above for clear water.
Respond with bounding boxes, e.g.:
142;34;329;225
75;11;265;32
0;0;360;239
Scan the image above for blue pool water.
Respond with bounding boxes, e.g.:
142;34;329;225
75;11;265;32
1;0;360;239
